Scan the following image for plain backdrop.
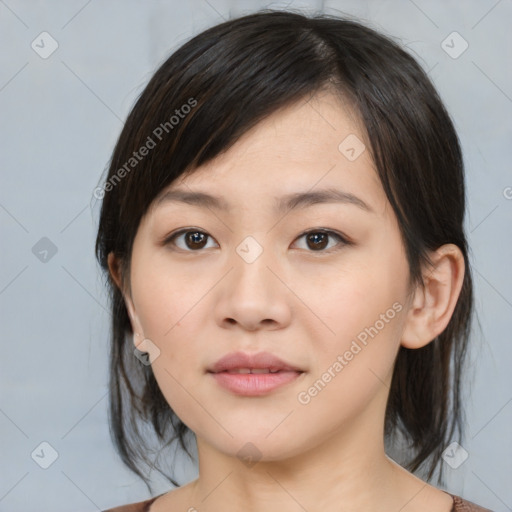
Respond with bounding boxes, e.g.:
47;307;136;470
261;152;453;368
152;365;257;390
0;0;511;511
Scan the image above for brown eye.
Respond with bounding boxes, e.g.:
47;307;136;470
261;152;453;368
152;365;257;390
184;231;208;250
165;229;217;251
293;230;348;252
306;232;329;250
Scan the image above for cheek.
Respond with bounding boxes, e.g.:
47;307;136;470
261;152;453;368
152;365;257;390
311;256;407;348
293;268;407;433
301;229;409;387
133;266;206;427
129;248;213;370
131;251;200;337
307;282;405;401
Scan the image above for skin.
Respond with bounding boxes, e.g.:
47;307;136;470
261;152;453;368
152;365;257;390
108;89;465;512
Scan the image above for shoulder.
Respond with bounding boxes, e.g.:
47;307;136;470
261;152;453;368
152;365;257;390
448;493;494;512
102;495;159;512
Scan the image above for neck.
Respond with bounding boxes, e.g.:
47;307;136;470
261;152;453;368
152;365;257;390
187;416;408;512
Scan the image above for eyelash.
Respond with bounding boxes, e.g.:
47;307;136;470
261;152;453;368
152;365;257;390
162;228;351;253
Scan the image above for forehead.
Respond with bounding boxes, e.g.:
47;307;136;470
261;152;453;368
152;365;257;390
151;91;386;215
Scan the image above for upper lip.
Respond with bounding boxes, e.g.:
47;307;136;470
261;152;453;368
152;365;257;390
208;351;304;373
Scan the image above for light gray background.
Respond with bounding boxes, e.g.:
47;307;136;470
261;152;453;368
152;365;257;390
0;0;511;511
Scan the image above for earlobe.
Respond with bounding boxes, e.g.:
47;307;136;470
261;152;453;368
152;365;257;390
401;244;465;349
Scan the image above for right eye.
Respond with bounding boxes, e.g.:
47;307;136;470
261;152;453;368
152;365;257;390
163;228;219;251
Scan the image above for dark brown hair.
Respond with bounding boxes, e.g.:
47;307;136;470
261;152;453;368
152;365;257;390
94;9;473;491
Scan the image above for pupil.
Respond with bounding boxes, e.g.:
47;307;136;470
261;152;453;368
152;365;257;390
187;231;207;249
307;232;327;250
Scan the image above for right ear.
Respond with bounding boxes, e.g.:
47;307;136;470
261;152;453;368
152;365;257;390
107;251;123;291
107;252;146;347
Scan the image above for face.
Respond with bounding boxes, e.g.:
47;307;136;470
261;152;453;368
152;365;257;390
120;90;414;463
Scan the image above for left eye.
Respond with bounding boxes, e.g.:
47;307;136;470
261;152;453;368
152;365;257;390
164;229;348;252
292;230;348;252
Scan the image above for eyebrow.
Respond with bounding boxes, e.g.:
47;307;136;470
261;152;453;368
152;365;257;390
154;187;373;214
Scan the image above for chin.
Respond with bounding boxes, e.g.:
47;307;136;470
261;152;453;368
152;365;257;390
204;429;312;465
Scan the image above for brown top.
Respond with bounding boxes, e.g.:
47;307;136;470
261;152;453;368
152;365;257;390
103;492;493;511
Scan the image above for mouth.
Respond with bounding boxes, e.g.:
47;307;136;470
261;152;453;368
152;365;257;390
214;368;296;374
207;351;303;374
209;369;304;396
207;351;305;396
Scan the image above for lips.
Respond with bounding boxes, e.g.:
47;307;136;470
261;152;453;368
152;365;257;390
207;351;305;396
207;351;303;374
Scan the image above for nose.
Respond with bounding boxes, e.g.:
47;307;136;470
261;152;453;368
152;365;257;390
214;246;292;332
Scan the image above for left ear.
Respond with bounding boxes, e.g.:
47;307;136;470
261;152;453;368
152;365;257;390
401;243;465;349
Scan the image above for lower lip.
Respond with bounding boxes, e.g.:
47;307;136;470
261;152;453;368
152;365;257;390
210;371;303;396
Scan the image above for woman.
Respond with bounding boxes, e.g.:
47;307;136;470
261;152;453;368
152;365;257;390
95;9;492;512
